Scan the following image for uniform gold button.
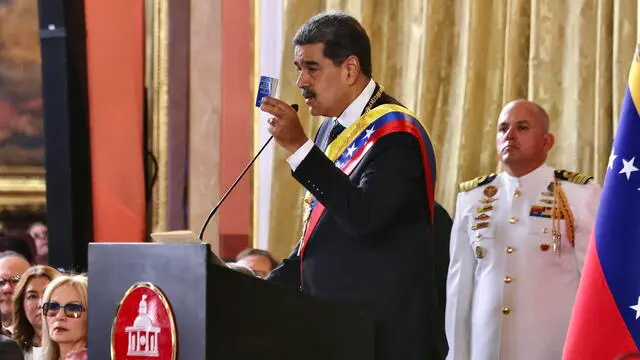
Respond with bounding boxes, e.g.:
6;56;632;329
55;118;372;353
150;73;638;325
502;307;511;315
514;189;521;198
504;276;513;283
506;246;514;254
543;228;549;234
509;216;518;224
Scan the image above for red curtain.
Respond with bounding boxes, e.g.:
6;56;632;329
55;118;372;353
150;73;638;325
84;0;145;242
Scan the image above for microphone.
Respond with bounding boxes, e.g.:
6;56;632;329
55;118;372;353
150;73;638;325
197;103;299;240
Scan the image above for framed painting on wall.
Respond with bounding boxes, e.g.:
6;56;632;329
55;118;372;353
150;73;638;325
0;0;46;219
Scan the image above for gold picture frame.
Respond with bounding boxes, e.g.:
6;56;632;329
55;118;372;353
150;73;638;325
0;0;46;213
0;166;45;212
144;0;170;233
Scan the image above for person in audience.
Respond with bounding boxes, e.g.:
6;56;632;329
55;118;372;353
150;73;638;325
41;275;87;360
445;100;601;360
27;224;47;265
0;252;31;333
0;328;23;360
235;248;278;279
0;236;34;265
12;266;61;359
225;262;258;277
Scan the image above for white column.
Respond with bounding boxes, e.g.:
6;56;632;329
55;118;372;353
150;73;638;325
254;0;284;249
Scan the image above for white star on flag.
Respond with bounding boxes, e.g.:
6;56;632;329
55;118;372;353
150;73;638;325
619;157;639;180
630;296;640;320
608;149;617;170
364;126;375;140
347;145;357;157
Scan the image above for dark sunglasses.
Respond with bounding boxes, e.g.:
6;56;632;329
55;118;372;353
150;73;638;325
42;302;86;318
0;275;21;287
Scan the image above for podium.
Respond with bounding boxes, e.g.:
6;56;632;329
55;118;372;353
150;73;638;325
88;243;375;359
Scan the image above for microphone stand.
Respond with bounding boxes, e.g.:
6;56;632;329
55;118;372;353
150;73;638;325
197;104;299;240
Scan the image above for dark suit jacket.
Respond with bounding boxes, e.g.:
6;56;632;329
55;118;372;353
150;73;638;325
267;85;446;360
0;334;23;360
433;202;453;323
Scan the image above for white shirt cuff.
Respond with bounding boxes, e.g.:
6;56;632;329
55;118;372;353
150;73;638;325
287;139;315;171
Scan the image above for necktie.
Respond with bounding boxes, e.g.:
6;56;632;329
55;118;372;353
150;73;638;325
328;119;345;144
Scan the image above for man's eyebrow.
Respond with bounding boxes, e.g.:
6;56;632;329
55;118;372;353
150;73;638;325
295;60;320;67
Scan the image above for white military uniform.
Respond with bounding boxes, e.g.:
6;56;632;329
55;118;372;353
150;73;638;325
445;164;601;360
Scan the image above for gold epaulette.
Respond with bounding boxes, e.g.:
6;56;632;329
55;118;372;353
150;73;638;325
458;173;497;192
554;170;593;185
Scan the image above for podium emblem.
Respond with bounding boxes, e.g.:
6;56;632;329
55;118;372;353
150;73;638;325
111;283;177;359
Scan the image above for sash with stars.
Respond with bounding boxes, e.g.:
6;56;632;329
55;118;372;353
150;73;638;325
297;103;436;257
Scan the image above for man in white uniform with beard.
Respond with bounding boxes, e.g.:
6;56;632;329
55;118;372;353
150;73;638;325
445;99;601;360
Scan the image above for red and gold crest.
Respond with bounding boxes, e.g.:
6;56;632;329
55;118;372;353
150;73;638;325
111;283;177;360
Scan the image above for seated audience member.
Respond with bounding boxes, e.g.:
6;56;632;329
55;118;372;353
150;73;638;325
12;266;61;360
0;252;31;333
235;248;278;279
225;262;258;277
27;224;47;265
0;328;23;360
0;236;35;265
41;275;88;360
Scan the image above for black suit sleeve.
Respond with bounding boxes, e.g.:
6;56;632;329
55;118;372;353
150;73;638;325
292;132;426;239
434;202;453;313
265;242;301;291
0;335;23;360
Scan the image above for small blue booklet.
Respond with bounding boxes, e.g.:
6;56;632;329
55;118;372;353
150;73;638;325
255;76;279;107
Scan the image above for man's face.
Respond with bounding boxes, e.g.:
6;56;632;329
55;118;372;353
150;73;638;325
0;256;30;322
29;224;48;256
237;255;273;279
294;43;350;117
495;102;553;168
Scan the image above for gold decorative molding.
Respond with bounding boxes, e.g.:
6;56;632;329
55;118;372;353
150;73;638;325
0;166;46;211
145;0;170;233
251;0;260;247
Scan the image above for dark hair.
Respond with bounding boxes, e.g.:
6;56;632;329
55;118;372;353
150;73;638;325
235;248;278;271
0;236;34;264
12;265;61;351
293;12;372;78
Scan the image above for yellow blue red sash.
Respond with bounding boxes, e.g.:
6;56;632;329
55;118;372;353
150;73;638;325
298;104;436;258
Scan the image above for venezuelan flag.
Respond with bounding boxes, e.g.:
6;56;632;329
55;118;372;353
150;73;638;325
563;46;640;359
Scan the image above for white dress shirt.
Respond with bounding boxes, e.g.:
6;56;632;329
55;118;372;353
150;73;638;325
287;79;377;170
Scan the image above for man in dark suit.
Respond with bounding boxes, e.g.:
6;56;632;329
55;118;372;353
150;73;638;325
434;203;453;320
0;331;23;360
261;12;445;360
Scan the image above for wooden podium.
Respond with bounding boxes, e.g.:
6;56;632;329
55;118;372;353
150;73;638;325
87;243;375;359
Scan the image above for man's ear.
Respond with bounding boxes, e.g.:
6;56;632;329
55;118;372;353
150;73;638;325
342;55;361;86
543;133;555;152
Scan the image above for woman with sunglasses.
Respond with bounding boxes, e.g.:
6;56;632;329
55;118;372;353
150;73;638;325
11;265;60;360
41;275;87;360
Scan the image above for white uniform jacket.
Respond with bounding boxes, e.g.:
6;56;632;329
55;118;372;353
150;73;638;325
445;164;601;360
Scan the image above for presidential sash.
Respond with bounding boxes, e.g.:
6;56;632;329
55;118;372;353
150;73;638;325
297;104;437;258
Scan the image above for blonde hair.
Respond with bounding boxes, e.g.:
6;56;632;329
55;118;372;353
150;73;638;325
11;265;60;351
41;275;88;360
